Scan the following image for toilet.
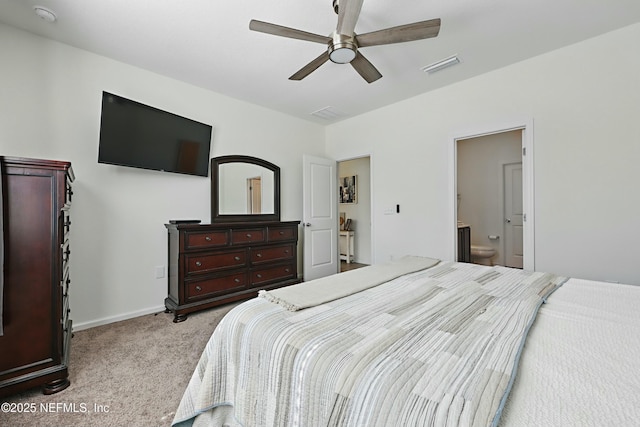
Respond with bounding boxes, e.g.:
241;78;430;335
470;245;496;266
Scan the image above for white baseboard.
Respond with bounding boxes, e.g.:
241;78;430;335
72;305;166;331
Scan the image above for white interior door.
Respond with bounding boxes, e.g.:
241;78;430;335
303;155;338;281
247;177;261;214
504;162;523;268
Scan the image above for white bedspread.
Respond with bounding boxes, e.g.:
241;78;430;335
499;278;640;426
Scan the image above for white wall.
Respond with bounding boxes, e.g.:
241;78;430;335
326;23;640;285
0;24;326;329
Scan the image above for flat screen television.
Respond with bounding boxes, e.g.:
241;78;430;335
98;91;213;177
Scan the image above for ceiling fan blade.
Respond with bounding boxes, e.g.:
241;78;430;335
289;52;331;81
350;51;382;83
356;18;441;47
250;20;331;44
336;0;364;35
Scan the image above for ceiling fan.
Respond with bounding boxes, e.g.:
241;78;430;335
249;0;441;83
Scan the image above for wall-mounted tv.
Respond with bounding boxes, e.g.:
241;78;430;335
98;91;213;177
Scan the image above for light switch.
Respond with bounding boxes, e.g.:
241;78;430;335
155;265;166;279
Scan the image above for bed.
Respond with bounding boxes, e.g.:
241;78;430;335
172;256;640;427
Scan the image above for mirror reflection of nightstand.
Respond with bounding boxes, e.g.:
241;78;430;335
339;230;355;263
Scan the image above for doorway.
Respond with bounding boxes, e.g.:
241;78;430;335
337;156;372;271
450;120;535;270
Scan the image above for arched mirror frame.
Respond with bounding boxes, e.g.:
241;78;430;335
211;155;281;223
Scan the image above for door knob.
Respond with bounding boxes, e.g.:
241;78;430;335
304;223;311;227
505;218;511;223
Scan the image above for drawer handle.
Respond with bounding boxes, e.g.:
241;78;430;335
285;268;290;273
256;253;262;258
246;233;252;238
234;278;241;283
256;273;262;278
195;261;202;267
205;236;212;242
234;256;241;261
279;231;285;235
195;285;202;291
284;250;289;254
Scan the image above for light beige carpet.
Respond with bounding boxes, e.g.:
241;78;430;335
0;303;238;427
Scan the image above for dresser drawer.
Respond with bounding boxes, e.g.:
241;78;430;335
185;250;246;275
250;244;295;265
251;262;296;286
231;228;266;245
185;272;247;301
268;225;297;242
185;230;229;250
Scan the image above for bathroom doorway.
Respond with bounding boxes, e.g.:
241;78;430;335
454;126;531;269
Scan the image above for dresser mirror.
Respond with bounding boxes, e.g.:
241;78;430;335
211;155;281;223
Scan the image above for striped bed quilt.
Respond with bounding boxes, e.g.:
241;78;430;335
172;258;566;427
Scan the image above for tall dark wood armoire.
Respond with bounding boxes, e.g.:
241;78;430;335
0;156;74;397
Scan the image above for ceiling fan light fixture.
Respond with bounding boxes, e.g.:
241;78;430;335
328;33;357;64
329;45;356;64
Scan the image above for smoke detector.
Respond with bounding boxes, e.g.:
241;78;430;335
33;6;57;23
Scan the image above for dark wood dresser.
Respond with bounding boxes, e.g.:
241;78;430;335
0;156;74;397
165;221;300;322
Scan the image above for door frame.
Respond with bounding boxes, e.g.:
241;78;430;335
448;119;535;270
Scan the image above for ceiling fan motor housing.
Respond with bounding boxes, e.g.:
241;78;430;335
328;32;357;63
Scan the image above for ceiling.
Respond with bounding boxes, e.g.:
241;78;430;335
2;0;640;125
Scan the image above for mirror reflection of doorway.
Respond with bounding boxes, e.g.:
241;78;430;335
247;177;261;214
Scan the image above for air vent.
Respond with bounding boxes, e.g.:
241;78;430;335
422;55;460;74
310;106;347;121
